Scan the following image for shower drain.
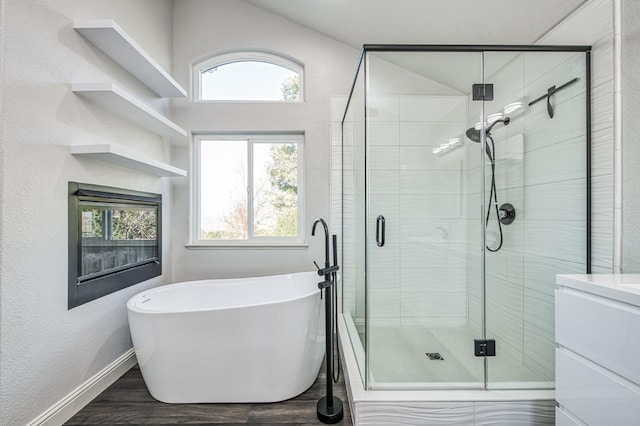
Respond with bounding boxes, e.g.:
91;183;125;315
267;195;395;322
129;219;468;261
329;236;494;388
425;352;444;361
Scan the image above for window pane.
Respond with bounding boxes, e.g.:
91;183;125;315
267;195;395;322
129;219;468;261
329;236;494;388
253;143;298;237
201;61;300;101
200;140;248;239
111;208;157;240
79;203;158;279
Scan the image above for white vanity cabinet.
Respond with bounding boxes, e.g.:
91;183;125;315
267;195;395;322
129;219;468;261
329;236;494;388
555;274;640;425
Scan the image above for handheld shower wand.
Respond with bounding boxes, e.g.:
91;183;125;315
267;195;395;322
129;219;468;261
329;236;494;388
465;117;511;252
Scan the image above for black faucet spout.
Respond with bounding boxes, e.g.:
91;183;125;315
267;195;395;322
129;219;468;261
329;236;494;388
312;218;330;268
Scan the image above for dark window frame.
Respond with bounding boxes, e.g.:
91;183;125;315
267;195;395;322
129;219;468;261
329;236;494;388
68;182;162;309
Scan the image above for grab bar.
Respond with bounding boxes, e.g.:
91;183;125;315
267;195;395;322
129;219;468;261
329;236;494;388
376;215;385;247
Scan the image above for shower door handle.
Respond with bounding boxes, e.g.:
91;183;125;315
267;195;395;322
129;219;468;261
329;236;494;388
376;215;385;247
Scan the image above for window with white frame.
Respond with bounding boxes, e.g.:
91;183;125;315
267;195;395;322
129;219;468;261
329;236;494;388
193;51;303;102
194;134;304;245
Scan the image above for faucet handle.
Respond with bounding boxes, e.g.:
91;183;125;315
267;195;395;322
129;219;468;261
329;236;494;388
313;260;320;271
318;279;332;290
317;264;339;276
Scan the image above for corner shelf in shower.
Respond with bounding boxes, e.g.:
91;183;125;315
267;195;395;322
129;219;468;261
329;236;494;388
72;82;187;140
74;19;187;98
70;143;187;177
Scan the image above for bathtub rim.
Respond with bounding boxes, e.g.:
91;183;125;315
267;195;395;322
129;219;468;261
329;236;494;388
127;271;321;314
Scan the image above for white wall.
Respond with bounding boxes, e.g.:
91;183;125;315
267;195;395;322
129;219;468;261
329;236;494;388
538;0;616;274
0;1;174;424
170;0;359;281
621;0;640;272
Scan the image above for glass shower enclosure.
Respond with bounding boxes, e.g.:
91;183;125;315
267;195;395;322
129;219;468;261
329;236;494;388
340;45;590;390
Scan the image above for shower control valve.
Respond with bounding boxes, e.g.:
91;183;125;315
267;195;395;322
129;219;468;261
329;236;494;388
498;203;516;225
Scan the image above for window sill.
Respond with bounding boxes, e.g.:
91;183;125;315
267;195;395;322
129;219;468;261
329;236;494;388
193;99;304;104
184;242;308;250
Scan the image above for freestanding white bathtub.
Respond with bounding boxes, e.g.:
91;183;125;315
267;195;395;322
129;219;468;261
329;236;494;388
127;271;324;403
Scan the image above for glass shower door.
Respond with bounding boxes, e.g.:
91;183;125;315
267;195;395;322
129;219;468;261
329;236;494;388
365;51;485;389
341;57;367;385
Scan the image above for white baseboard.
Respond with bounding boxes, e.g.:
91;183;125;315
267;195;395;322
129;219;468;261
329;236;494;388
26;348;137;426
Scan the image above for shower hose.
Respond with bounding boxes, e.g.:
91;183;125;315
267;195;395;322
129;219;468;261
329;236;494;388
331;271;341;383
485;135;504;253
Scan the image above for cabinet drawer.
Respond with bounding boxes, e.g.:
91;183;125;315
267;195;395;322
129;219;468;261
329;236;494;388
555;288;640;385
556;348;640;425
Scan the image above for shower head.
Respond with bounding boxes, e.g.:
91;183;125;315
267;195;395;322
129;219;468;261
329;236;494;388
465;117;511;143
465;127;481;143
486;116;510;133
465;117;511;163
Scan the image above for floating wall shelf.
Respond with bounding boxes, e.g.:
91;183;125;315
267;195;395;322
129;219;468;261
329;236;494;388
71;143;187;177
72;82;187;140
74;19;187;98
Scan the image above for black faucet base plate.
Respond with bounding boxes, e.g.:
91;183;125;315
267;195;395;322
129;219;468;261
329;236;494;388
317;396;344;424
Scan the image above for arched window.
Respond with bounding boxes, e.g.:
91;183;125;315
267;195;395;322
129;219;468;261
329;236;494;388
193;51;303;102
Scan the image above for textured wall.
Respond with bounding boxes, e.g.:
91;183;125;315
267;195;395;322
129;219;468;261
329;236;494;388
466;51;589;382
538;0;616;273
622;0;640;272
170;0;359;281
0;1;174;424
474;0;616;384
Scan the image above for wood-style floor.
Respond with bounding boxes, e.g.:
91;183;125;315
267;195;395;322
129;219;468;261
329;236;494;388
66;362;352;425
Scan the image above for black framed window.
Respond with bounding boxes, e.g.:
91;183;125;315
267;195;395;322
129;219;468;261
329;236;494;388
68;182;161;308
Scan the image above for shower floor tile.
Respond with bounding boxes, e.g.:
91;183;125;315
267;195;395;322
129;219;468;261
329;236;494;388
368;325;480;385
359;325;545;387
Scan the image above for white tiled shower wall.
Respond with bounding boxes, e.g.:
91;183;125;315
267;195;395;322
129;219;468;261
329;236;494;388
466;51;589;381
537;0;616;274
466;0;616;381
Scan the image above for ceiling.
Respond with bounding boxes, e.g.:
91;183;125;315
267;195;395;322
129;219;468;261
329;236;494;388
242;0;587;48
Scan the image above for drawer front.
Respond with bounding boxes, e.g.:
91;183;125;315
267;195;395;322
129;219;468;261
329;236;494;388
555;407;582;426
556;348;640;425
555;288;640;385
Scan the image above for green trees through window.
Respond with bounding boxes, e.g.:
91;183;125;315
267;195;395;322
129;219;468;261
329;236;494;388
79;204;158;277
197;135;303;243
280;75;300;101
82;208;157;240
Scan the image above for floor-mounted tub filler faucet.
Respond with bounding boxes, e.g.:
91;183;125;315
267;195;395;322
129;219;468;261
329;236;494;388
311;218;344;424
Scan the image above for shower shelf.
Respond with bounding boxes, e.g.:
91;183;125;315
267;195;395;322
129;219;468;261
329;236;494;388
70;143;187;177
74;19;187;98
72;82;187;140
